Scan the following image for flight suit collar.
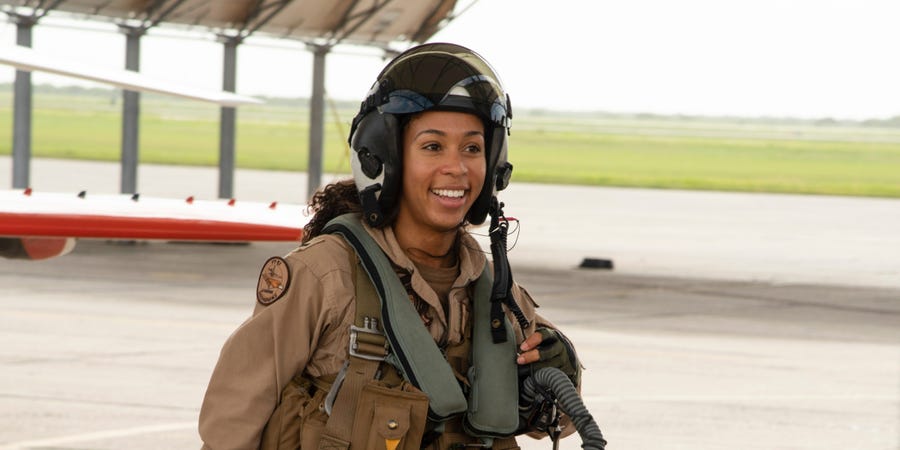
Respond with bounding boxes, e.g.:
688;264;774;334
361;220;487;343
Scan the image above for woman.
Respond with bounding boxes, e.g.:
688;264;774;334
199;43;581;450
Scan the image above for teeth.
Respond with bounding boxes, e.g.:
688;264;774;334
432;189;464;198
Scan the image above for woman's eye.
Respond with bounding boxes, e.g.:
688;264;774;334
465;144;482;153
423;143;441;151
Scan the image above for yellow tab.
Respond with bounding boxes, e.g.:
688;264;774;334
385;438;401;450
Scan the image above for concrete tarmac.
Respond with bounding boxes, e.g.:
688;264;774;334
1;157;899;449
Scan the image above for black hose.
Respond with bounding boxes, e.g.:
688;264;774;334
521;367;607;450
488;199;530;343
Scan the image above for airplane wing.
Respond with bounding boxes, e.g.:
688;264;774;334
0;189;305;260
0;45;262;107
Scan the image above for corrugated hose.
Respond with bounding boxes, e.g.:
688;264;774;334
521;367;607;450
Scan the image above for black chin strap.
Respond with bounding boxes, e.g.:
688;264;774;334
488;197;530;343
359;184;384;227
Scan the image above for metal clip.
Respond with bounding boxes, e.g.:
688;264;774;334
349;316;387;361
324;360;349;416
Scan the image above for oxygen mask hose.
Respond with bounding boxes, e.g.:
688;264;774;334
521;367;607;450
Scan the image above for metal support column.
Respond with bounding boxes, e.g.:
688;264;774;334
119;25;144;194
10;14;36;189
306;45;330;200
218;35;241;199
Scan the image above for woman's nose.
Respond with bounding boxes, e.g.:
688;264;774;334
440;150;468;175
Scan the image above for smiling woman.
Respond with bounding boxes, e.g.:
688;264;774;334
198;43;595;450
396;111;486;266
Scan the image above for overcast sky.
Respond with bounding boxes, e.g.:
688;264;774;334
1;0;899;119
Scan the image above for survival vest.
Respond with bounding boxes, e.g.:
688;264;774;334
323;214;521;438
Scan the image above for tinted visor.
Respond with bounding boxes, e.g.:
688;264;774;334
373;44;510;127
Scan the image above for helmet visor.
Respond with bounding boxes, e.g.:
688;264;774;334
373;44;510;127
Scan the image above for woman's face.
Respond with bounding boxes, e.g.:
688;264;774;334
396;110;486;235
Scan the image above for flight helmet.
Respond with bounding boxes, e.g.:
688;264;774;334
348;42;513;227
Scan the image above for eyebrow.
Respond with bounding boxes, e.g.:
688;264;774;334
414;129;484;139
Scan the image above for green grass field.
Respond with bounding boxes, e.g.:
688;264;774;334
2;88;899;198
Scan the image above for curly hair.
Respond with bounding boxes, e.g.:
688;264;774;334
302;179;399;243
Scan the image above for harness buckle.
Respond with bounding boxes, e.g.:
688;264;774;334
349;316;388;361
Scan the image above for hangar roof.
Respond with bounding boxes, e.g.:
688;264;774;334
1;0;459;47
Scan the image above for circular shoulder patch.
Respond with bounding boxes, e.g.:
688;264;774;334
257;256;291;305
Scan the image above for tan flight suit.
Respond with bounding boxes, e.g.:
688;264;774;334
199;220;566;450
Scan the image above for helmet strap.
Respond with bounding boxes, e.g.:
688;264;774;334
359;183;384;227
488;197;530;343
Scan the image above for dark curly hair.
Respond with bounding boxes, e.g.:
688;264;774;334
302;179;399;243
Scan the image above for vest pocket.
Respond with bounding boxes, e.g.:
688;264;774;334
260;376;329;450
261;377;313;449
300;388;330;450
351;382;429;450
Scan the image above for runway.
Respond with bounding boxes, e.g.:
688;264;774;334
1;158;899;449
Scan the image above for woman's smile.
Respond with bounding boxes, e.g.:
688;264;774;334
430;187;468;208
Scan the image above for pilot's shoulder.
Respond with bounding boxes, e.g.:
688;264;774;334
284;234;354;277
254;235;354;308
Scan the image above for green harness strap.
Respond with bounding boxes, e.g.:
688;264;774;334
324;214;519;436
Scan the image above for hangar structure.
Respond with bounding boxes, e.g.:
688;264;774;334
1;0;461;199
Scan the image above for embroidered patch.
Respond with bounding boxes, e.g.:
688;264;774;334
256;256;291;305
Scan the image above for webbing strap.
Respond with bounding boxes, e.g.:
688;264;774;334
319;251;385;448
354;257;381;326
